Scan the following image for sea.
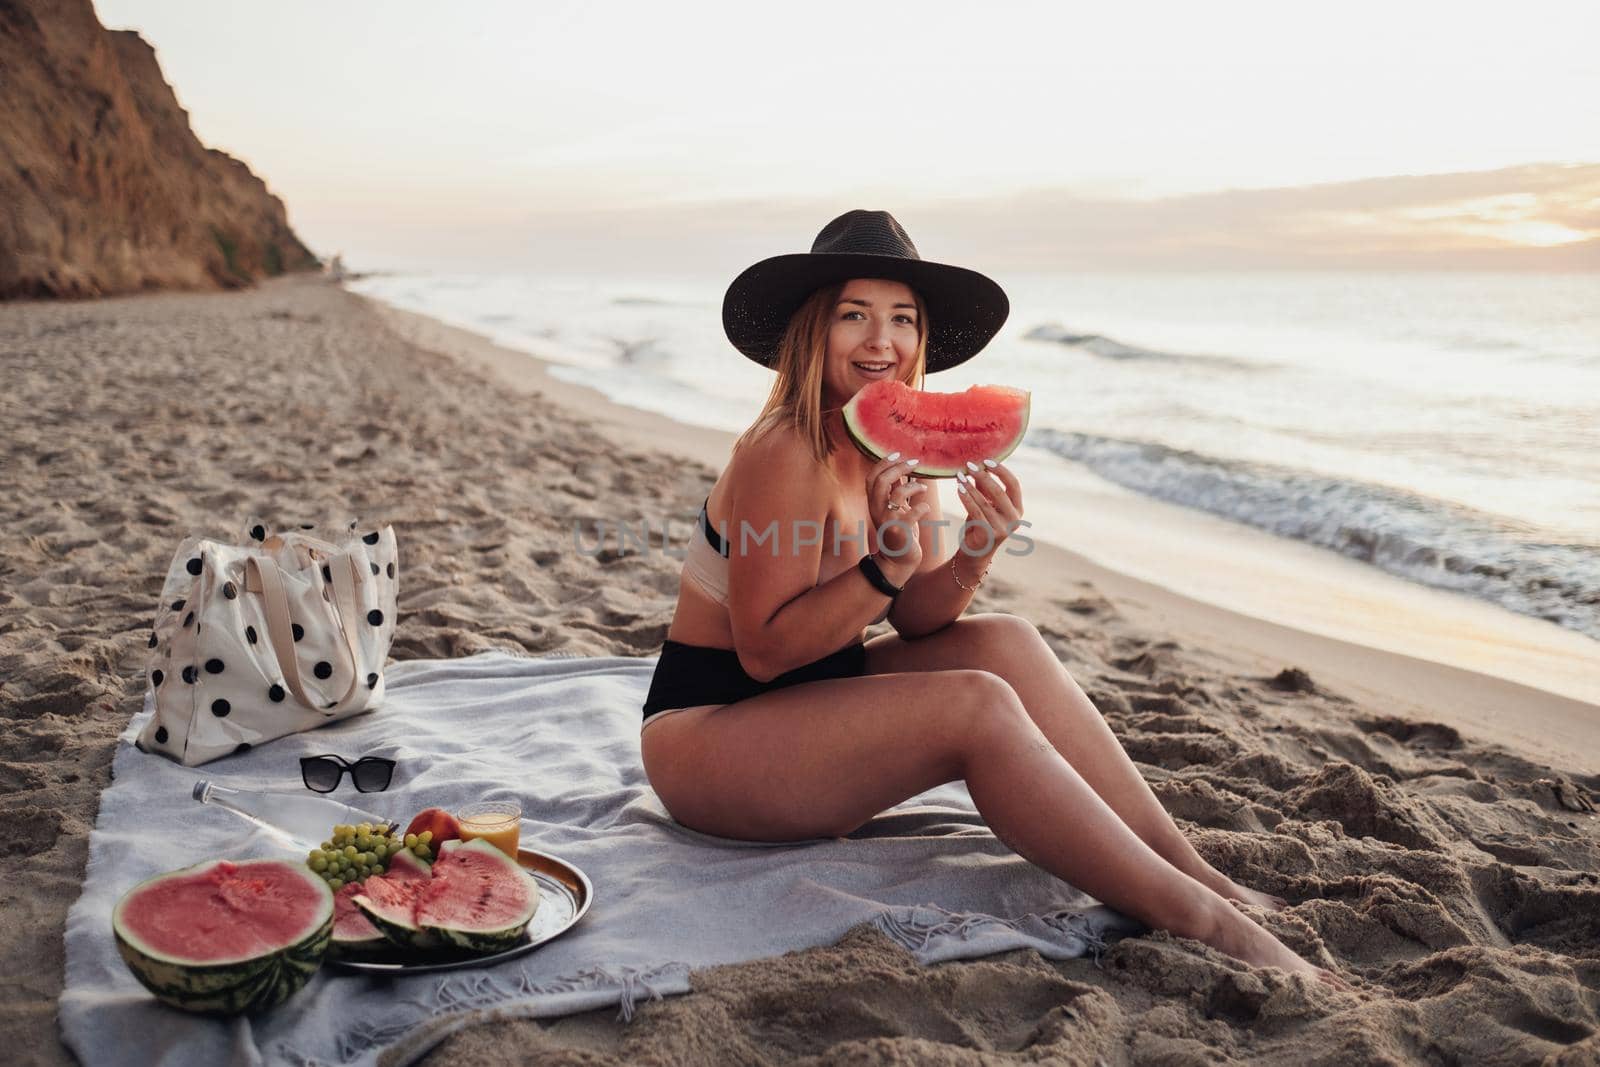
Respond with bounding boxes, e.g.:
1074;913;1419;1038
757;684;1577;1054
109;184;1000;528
350;270;1600;643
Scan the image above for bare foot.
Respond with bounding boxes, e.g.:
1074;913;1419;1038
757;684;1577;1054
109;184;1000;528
1204;899;1328;984
1194;868;1288;911
1220;881;1289;912
1315;968;1354;992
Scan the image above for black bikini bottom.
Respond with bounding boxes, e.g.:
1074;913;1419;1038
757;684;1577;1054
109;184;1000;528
642;639;869;721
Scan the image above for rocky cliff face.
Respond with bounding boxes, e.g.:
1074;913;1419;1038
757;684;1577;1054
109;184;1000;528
0;0;317;299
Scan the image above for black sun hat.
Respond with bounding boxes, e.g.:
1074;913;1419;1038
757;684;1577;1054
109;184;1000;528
722;209;1010;374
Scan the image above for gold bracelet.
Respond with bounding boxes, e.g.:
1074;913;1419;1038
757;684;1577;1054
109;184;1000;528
949;554;987;592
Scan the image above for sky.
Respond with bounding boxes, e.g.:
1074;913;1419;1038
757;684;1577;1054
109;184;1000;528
93;0;1600;273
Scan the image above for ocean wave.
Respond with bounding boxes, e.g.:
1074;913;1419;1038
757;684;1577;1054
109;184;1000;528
611;336;676;365
1023;324;1259;369
1029;428;1600;640
610;295;713;308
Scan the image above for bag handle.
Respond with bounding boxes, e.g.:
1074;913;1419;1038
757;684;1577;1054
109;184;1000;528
244;555;366;715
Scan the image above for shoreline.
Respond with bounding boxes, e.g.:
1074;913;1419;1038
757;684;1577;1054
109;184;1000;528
370;295;1600;775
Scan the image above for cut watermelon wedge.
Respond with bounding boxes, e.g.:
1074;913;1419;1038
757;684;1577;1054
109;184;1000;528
842;380;1030;478
332;850;431;959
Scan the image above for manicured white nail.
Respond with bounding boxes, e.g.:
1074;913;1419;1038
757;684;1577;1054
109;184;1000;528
966;461;980;472
955;481;967;494
887;451;901;461
983;458;998;468
906;458;920;467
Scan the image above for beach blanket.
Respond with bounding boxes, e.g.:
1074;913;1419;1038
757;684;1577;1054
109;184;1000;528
62;650;1139;1066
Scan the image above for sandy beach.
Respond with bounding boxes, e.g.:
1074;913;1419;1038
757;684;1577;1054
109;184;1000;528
4;272;1598;1064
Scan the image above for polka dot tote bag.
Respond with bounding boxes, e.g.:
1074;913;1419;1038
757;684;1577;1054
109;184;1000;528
136;519;399;766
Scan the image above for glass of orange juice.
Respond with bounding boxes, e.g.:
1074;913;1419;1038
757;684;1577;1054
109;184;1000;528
456;800;521;858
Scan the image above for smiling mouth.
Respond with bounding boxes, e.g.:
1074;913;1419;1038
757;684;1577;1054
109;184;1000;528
852;362;894;373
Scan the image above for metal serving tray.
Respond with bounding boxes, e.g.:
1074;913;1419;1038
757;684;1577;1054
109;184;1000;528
329;844;593;975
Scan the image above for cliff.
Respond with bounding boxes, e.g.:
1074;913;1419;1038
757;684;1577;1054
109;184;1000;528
0;0;318;299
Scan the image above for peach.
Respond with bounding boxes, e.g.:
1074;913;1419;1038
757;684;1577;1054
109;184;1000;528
403;807;461;845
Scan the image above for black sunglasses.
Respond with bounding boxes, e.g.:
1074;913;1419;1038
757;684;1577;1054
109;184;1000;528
300;754;396;793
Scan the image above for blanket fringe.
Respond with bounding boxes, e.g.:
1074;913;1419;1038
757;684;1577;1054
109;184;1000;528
871;902;1113;966
277;961;692;1066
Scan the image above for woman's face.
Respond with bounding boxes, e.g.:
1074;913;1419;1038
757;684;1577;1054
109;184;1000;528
821;277;920;406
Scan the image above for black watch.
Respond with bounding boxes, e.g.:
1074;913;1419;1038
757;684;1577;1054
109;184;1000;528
858;553;904;598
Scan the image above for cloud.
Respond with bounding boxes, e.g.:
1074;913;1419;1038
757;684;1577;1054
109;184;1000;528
335;162;1600;273
912;162;1600;270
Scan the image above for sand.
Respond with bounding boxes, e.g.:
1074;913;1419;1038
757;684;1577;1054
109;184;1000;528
2;272;1596;1065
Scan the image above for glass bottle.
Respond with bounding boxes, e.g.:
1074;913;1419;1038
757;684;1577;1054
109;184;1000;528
192;781;397;853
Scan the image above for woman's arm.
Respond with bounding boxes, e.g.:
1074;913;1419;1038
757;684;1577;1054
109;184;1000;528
886;479;988;639
724;431;902;682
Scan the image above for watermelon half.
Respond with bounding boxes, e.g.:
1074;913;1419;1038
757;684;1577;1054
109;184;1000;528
842;380;1030;478
111;857;333;1015
353;838;539;956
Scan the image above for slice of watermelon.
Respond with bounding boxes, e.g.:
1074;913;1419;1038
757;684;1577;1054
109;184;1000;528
842;380;1030;478
350;859;439;952
331;850;431;959
416;838;540;953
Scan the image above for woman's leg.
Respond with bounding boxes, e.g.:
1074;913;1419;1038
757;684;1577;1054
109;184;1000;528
864;613;1285;910
640;668;1330;981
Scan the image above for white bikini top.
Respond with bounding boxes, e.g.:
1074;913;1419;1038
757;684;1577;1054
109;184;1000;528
682;496;890;625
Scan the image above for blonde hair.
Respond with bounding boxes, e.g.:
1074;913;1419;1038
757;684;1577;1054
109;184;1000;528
733;280;929;477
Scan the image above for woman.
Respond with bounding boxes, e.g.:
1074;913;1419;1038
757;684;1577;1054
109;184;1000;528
640;210;1339;986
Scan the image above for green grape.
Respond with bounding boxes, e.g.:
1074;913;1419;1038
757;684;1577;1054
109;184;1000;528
321;840;334;852
356;851;372;866
328;877;343;890
310;855;329;872
343;844;358;858
404;833;418;848
414;844;432;861
418;830;433;845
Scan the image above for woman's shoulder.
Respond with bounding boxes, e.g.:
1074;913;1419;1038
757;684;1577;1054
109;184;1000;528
720;422;832;514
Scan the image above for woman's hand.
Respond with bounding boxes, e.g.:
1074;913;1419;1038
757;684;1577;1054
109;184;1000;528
866;453;929;584
954;459;1024;562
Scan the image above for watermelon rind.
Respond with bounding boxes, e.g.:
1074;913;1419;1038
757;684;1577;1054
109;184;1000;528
419;839;539;953
842;381;1031;479
111;858;333;1015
